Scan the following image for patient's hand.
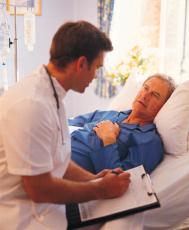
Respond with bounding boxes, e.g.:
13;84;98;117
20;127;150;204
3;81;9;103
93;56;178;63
93;120;120;146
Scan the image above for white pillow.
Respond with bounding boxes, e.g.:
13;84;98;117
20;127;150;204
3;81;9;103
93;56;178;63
154;80;189;155
109;78;189;155
109;76;143;111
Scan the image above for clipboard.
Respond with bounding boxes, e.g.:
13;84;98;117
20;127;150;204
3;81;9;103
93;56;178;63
66;165;160;229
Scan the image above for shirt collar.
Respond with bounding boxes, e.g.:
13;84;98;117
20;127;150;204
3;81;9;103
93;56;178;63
120;110;156;132
120;121;156;132
38;65;66;100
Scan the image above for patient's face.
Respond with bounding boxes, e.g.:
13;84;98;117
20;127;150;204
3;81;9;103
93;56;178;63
132;77;170;122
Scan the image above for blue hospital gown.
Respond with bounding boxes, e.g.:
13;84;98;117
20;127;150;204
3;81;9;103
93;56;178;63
69;110;163;174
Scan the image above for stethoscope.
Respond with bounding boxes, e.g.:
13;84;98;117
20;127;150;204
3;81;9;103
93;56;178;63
44;65;64;144
45;65;60;109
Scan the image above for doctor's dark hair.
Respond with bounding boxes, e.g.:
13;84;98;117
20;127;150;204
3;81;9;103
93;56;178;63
49;20;113;68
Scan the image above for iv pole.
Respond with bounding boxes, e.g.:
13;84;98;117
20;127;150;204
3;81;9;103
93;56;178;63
0;0;35;84
0;1;18;83
0;1;28;83
13;5;18;82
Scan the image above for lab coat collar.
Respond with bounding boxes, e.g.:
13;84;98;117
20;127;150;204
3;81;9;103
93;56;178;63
38;65;66;100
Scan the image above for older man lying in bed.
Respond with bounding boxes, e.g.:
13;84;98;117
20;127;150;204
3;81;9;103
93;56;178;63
69;74;176;174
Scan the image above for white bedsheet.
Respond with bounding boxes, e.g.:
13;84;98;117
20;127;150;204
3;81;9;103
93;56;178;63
143;153;189;229
98;154;189;230
69;126;189;229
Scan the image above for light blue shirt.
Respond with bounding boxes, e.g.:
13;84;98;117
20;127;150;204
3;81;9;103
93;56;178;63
69;110;164;174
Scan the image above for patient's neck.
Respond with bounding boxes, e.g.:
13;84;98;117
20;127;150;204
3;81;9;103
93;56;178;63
123;113;152;126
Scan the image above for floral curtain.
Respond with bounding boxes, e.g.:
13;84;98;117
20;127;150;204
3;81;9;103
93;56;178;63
95;0;116;98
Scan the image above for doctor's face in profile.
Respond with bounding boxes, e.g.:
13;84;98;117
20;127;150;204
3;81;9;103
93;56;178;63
132;77;170;121
75;52;104;93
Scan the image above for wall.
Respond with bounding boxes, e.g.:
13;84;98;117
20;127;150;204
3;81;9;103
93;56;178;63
65;0;112;117
1;0;112;117
4;0;74;85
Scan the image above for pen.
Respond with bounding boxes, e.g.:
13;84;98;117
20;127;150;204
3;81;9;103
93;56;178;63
111;170;119;175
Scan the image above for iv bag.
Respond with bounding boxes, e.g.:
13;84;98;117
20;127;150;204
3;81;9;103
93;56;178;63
24;8;36;51
0;4;10;64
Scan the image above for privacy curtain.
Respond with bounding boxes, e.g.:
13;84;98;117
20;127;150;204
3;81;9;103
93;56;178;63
95;0;116;98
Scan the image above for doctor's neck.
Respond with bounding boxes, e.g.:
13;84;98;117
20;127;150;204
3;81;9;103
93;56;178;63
46;62;75;92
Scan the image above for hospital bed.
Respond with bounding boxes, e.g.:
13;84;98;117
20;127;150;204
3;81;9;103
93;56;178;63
108;76;189;229
70;77;189;229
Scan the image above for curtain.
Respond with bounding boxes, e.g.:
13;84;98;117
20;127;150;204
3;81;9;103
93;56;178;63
95;0;116;98
180;0;189;78
159;0;189;82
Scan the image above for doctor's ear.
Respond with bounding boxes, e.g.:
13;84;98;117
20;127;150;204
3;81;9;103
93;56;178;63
77;56;88;70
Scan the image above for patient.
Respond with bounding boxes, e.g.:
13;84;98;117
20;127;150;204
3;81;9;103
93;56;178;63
69;74;176;174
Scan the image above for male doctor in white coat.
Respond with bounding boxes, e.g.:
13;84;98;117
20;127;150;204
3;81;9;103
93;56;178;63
0;21;131;230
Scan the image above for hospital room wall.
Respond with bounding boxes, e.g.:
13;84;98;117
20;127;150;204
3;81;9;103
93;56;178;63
6;0;74;85
65;0;112;118
5;0;112;118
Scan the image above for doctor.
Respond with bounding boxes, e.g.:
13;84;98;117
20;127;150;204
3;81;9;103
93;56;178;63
0;21;130;230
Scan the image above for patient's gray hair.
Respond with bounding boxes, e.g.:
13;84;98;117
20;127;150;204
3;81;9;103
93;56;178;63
144;73;176;100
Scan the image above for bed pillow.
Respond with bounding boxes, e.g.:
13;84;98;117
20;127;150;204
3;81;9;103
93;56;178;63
154;80;189;155
108;76;143;111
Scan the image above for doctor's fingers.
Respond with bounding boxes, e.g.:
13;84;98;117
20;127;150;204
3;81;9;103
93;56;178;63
95;169;111;178
118;172;131;180
109;175;131;197
111;167;125;174
99;173;130;197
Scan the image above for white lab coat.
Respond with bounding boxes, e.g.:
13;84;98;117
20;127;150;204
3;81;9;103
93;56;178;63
0;65;71;230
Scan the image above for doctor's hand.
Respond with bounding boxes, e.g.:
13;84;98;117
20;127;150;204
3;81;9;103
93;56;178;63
94;170;131;199
95;167;125;179
93;120;120;146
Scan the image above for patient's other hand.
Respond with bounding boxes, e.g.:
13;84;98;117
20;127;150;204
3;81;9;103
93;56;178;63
93;120;120;146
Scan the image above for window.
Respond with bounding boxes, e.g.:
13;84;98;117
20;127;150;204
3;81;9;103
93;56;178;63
106;0;189;83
